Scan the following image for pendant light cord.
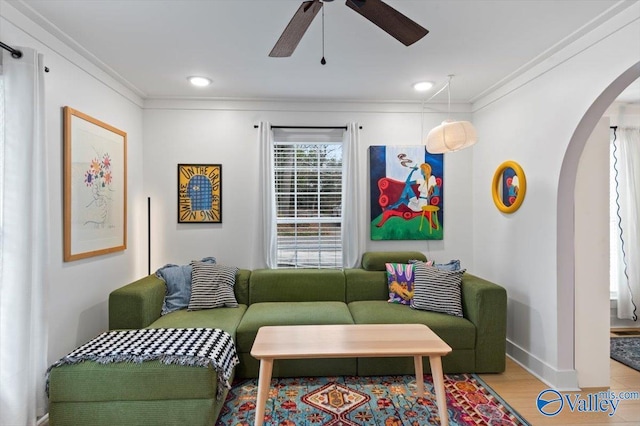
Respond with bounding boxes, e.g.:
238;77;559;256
420;98;424;140
423;75;454;107
447;75;452;117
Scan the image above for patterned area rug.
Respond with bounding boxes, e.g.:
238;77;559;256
216;374;530;425
611;337;640;372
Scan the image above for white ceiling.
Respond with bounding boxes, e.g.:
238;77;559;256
10;0;638;102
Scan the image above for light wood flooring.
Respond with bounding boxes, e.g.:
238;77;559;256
480;356;640;425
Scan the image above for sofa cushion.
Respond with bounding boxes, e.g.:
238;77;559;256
249;269;345;303
344;269;387;303
155;257;216;315
385;263;414;305
48;361;222;402
361;251;426;271
434;259;461;271
234;269;251;306
148;305;247;338
347;300;475;349
49;399;224;426
235;301;354;352
188;262;239;310
411;262;465;317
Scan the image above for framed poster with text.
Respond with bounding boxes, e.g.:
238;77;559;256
177;164;222;223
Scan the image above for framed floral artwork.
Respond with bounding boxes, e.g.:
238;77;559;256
177;164;222;223
63;107;127;261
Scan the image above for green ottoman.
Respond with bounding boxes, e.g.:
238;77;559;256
48;361;229;426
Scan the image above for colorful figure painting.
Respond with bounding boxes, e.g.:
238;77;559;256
178;164;222;223
369;146;443;240
501;166;519;207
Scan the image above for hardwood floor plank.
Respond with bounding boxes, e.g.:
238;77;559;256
480;357;640;425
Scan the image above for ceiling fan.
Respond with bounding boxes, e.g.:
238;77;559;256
269;0;429;57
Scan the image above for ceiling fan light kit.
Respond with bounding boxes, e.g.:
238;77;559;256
269;0;428;58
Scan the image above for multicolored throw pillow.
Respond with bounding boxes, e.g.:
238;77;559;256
386;263;415;305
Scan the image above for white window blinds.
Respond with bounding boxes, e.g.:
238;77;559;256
272;128;344;268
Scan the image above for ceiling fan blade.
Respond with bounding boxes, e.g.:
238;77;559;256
345;0;428;46
269;0;323;57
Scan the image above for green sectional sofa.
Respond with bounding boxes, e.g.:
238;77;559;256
47;251;507;426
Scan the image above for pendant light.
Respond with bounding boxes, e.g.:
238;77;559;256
425;75;478;153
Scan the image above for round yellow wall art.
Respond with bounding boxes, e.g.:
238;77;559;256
492;161;526;213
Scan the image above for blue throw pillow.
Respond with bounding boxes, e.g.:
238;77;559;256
434;259;461;271
156;257;216;315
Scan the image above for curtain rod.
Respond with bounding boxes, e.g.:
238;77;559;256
253;125;362;130
0;41;22;59
0;41;49;72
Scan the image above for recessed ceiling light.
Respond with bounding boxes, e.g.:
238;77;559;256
413;81;434;92
188;76;212;87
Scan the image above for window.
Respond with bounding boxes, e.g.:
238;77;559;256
273;131;343;268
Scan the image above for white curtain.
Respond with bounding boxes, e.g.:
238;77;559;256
613;127;640;321
0;48;49;424
341;123;362;268
258;121;277;268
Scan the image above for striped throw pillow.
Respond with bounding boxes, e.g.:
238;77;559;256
410;261;465;317
188;262;239;311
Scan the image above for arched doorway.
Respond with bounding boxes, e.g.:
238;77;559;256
558;62;640;387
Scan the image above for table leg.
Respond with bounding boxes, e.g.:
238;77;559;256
413;355;425;397
254;358;273;426
429;355;449;426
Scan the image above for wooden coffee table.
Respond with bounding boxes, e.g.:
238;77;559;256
250;323;452;426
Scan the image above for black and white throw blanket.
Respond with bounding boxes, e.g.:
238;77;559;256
46;328;239;399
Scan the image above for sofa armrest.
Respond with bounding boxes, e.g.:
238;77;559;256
109;275;165;330
461;273;507;372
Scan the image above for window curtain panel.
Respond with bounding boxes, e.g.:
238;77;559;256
613;127;640;321
341;122;362;268
258;121;277;268
0;48;49;424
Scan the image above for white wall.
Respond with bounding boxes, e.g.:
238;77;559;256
1;1;145;365
574;117;610;388
143;99;475;270
472;4;640;389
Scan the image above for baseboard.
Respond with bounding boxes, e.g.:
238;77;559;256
37;413;49;426
506;339;579;391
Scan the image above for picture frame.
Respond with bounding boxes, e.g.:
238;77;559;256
177;164;222;223
369;145;444;240
492;160;527;213
64;107;127;261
